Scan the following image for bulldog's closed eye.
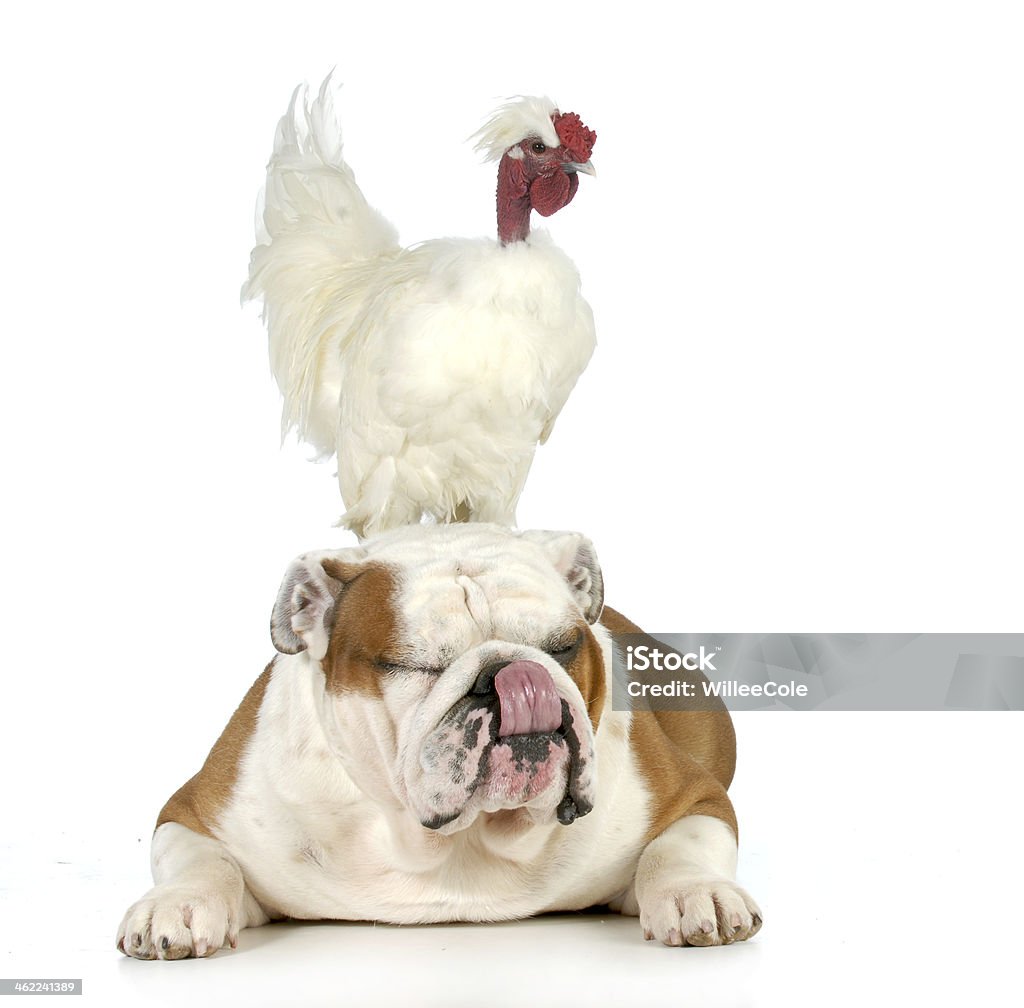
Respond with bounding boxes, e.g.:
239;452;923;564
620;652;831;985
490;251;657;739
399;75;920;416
374;657;445;676
547;635;582;662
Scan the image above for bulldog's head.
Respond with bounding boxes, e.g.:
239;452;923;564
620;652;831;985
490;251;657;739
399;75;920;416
270;524;606;834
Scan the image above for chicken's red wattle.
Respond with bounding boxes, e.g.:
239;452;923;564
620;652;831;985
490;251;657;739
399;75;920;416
531;170;574;217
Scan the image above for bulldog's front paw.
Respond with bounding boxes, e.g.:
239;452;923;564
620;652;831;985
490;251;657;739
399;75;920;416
639;877;762;947
117;885;239;960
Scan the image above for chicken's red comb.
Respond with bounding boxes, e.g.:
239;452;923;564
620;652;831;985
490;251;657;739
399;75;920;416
553;112;596;163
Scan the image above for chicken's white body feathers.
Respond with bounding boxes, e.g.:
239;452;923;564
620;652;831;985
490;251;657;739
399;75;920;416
245;81;595;537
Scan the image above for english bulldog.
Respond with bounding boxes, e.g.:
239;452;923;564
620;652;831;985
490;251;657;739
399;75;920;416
117;524;761;959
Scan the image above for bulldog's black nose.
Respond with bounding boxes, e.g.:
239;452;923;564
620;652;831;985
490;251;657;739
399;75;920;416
472;660;507;694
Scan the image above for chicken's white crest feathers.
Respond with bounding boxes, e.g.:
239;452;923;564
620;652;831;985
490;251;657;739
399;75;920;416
472;96;560;162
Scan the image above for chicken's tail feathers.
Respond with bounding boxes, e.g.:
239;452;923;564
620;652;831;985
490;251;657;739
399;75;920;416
243;74;399;452
248;73;397;253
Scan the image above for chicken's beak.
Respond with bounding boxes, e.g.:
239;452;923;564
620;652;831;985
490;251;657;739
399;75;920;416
565;160;597;178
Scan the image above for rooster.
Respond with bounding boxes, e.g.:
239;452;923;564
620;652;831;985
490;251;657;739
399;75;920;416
243;78;597;537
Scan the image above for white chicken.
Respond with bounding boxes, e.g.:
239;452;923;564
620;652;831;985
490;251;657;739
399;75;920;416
244;78;597;537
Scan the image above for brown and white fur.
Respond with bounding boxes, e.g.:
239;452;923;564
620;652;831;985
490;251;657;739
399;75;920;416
117;524;760;959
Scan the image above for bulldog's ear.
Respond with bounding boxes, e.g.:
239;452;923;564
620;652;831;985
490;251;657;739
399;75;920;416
271;548;366;660
519;530;605;624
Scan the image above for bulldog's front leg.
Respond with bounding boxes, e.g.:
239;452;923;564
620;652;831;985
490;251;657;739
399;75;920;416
117;823;268;960
629;815;762;947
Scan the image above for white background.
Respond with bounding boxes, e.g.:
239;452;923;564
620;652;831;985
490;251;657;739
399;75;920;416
1;1;1022;1005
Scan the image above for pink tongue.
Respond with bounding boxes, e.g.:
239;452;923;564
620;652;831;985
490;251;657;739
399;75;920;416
494;661;562;737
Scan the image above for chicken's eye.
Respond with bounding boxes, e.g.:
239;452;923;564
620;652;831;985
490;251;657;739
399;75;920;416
531;141;547;153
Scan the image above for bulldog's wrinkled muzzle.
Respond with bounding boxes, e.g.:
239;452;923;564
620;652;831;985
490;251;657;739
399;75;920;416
416;657;597;832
